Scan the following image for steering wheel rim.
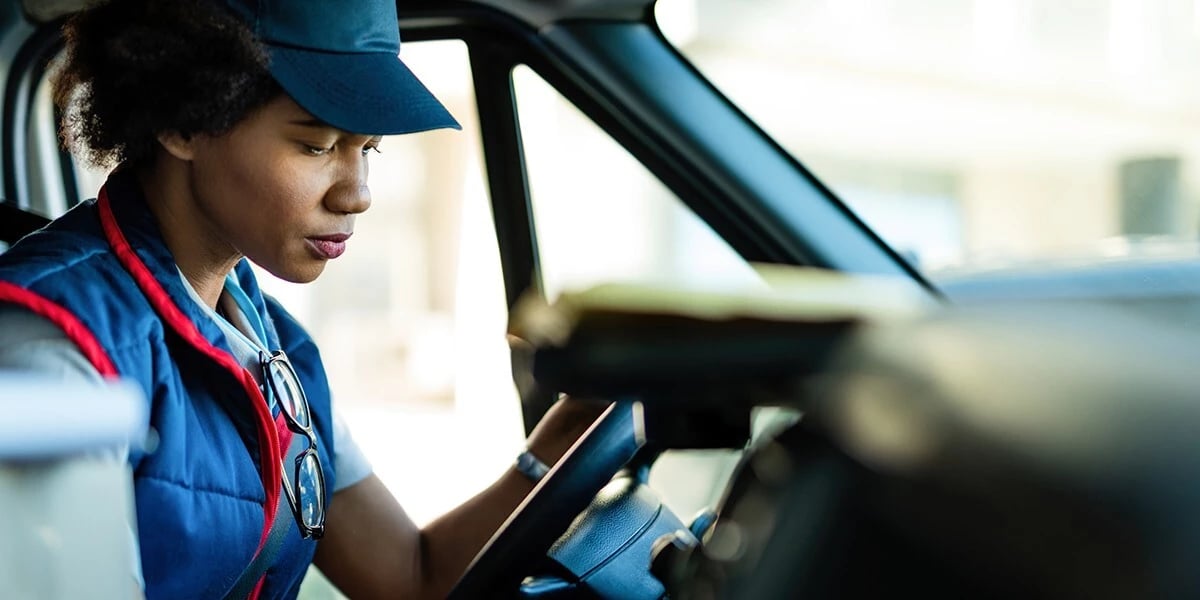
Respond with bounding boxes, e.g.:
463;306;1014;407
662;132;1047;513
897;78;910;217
447;400;646;599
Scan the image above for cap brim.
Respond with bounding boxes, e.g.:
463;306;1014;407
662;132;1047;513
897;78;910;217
267;46;461;136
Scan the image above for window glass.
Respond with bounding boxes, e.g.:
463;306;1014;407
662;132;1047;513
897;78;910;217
659;0;1200;291
513;65;761;298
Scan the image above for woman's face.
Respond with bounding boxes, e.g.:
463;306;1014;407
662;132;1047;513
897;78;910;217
181;95;379;283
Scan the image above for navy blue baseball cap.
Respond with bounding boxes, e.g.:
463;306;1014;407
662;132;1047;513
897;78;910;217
221;0;460;135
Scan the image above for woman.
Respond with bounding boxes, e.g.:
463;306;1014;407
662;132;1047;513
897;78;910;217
0;0;601;598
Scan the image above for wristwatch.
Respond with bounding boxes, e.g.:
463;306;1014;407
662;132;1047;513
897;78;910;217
515;450;550;483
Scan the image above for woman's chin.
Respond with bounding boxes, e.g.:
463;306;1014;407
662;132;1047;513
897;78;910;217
256;259;327;285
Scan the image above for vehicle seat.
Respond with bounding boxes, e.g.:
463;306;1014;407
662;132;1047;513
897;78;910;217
1;202;50;249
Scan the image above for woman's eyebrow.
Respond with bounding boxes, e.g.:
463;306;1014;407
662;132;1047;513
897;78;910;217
288;117;332;129
288;118;372;141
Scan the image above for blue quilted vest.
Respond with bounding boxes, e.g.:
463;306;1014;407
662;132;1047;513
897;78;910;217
0;170;337;599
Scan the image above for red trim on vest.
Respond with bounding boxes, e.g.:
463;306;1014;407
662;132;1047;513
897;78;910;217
97;188;285;596
0;282;120;378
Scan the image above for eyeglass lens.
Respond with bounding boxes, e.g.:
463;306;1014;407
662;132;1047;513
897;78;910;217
297;452;324;528
268;359;310;428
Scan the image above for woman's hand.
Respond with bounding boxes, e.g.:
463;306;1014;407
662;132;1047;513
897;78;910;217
524;395;610;467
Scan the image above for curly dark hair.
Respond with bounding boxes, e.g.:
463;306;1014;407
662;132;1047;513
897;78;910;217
53;0;281;169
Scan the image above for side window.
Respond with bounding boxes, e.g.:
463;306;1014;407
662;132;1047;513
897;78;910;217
513;65;760;298
513;65;757;519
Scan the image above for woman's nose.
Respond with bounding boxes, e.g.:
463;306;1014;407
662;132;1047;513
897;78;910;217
325;180;371;215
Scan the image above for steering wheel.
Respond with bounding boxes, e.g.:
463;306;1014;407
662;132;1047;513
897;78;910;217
447;400;646;598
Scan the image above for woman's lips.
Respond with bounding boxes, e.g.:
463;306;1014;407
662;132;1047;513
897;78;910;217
306;233;351;260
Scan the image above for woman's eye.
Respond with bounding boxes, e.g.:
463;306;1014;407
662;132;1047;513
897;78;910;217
304;145;333;156
361;145;382;157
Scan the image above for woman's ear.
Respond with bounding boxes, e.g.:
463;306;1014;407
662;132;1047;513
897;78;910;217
156;131;195;161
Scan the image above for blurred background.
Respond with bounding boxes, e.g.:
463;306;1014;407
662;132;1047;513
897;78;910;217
662;0;1200;274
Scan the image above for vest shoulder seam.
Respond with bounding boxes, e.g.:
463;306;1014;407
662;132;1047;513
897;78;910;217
17;246;115;289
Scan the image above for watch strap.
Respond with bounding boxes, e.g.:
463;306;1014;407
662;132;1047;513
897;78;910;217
515;450;550;483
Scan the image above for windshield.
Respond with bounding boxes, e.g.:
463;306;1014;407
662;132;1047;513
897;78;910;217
658;0;1200;295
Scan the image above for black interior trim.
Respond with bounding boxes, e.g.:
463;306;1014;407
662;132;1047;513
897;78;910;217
468;37;563;435
2;19;62;210
0;201;48;243
469;39;541;315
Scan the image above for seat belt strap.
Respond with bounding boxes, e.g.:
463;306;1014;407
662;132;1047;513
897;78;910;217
223;428;307;600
